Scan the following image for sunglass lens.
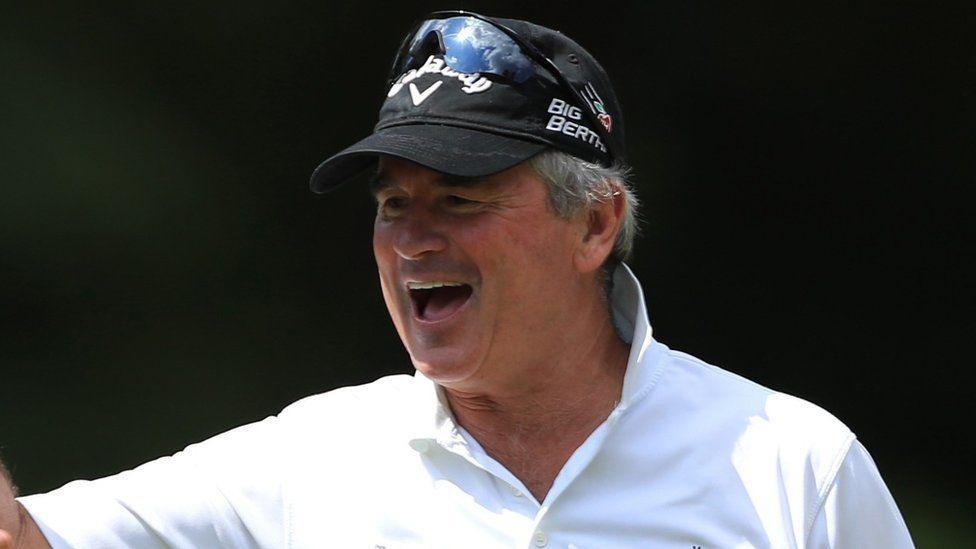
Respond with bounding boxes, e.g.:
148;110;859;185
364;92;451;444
397;17;536;84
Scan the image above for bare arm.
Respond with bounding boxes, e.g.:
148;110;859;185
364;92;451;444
0;460;49;549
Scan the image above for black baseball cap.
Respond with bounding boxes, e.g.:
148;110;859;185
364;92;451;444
310;12;625;193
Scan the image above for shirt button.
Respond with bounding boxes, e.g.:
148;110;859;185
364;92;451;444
409;439;431;453
533;530;548;547
509;485;523;497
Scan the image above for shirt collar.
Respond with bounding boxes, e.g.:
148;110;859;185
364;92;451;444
406;262;666;446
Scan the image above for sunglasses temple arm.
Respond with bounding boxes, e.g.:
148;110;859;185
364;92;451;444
478;16;614;164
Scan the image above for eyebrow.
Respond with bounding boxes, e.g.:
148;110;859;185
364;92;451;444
368;171;491;196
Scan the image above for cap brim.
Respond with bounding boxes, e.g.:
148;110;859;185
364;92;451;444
309;125;548;193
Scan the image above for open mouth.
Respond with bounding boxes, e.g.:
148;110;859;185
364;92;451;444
408;282;473;322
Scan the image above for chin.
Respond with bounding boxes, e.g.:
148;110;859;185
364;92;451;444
408;346;479;385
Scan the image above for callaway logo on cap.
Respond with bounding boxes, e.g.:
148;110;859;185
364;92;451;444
310;11;625;193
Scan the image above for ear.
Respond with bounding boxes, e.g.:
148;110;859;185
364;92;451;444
573;182;626;273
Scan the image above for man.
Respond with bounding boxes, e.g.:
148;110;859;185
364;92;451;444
1;11;913;548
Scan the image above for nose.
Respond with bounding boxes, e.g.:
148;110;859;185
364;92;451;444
391;207;449;261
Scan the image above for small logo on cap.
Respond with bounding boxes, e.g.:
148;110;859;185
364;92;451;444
544;97;607;153
387;55;492;99
409;81;443;106
582;82;613;133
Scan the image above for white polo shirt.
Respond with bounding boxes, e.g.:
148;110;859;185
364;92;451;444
20;265;914;548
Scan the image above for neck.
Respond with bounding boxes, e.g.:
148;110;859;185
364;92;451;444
443;290;630;445
441;295;629;502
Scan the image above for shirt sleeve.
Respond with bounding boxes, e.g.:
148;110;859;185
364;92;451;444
806;439;915;548
17;416;287;549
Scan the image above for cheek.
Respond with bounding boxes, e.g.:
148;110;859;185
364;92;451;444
474;218;576;310
494;216;576;273
372;223;396;270
372;224;401;311
372;219;386;255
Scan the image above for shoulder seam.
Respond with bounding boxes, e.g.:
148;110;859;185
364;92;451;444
803;432;857;543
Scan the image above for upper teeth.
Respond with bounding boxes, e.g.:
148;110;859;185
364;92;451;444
407;281;464;290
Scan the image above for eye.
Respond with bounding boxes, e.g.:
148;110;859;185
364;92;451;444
377;195;408;217
385;196;407;208
445;195;479;207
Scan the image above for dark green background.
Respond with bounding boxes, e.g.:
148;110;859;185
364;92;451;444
2;2;972;544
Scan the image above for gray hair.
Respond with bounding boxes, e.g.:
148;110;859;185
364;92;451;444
529;149;639;264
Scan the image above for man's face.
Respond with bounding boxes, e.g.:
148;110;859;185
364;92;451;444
372;157;586;389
